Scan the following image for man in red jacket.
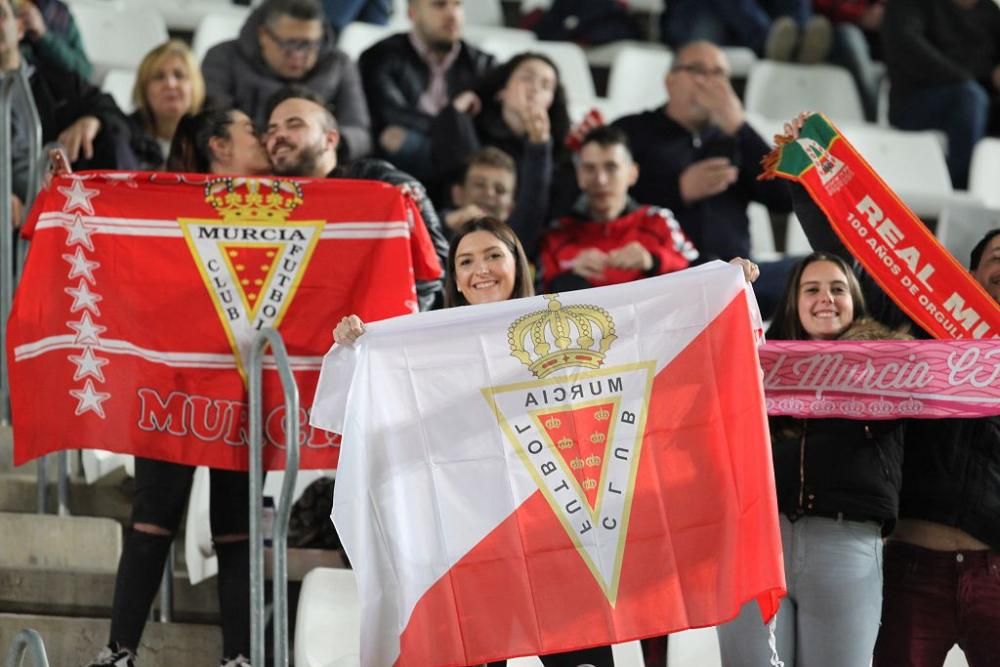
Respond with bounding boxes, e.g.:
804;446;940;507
539;125;698;292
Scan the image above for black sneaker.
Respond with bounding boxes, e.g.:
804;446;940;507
84;642;136;667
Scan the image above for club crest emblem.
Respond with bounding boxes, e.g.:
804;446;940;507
179;178;322;380
484;295;654;604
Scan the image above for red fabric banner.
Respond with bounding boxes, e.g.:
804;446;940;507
762;113;1000;340
8;172;442;470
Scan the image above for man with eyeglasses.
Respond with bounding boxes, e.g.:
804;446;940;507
203;0;372;161
612;40;793;318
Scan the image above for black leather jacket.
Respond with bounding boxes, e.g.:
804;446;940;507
358;33;495;136
793;185;1000;549
331;159;449;311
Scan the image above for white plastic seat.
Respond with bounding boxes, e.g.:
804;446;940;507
464;25;536;48
838;123;974;219
721;46;758;79
936;202;1000;268
70;2;169;82
294;567;361;667
744;61;865;126
748;202;780;261
670;627;723;667
504;641;644;667
131;0;240;32
969;138;1000;210
101;67;136;114
192;9;251;64
785;212;812;255
336;21;396;61
605;45;672;118
184;467;218;585
465;0;504;26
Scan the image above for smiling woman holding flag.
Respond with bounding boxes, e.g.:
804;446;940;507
334;218;761;666
334;216;616;667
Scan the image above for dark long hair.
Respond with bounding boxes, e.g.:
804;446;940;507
444;217;534;308
766;251;867;341
474;51;572;150
165;108;239;173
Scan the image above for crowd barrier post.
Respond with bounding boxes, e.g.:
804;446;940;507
248;328;300;667
3;628;49;667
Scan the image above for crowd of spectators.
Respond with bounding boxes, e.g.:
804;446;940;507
2;0;999;666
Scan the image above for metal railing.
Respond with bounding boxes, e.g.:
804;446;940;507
1;66;42;427
3;629;49;667
248;329;300;667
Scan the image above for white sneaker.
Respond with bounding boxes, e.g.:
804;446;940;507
83;643;136;667
220;655;251;667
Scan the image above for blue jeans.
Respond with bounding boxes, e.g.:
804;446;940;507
889;80;990;190
662;0;810;52
716;515;884;667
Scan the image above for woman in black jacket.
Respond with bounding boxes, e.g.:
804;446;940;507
717;250;907;667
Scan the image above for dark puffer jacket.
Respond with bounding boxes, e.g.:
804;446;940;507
771;319;907;531
793;185;1000;549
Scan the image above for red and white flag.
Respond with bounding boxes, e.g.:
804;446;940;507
311;262;785;667
8;172;441;470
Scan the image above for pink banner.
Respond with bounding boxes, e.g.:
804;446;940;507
761;341;1000;419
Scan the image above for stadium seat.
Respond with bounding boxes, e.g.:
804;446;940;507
132;0;240;32
336;21;396;61
465;0;504;26
464;25;536;49
838;123;979;219
605;45;672;118
744;61;865;126
184;467;218;585
721;46;758;79
969;138;1000;210
69;1;169;83
748;202;780;261
101;67;136;114
785;212;812;255
669;627;723;667
294;567;361;667
936;202;1000;268
506;642;644;667
192;9;252;64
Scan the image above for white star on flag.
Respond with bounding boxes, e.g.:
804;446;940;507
57;178;100;215
64;215;95;251
62;247;100;283
67;312;107;345
68;346;110;382
69;379;111;419
65;280;103;315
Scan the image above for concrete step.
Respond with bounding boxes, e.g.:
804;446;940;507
0;613;221;667
0;472;133;522
0;567;220;623
0;512;121;571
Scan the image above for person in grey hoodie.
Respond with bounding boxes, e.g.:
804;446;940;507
202;0;372;162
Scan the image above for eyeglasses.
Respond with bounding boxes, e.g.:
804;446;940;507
672;63;730;79
263;25;323;54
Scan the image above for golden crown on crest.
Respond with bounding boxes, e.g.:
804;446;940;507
582;479;598;491
508;295;617;378
205;177;303;223
590;432;606;445
594;407;610;421
570;458;585;471
556;436;575;450
544;416;562;430
585;454;602;467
